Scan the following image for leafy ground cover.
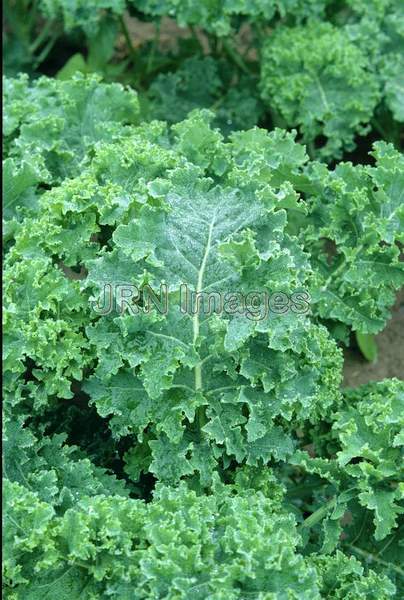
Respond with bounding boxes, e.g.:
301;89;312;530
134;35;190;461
3;1;404;598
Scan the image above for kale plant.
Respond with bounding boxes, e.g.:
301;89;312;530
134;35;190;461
4;1;403;161
2;0;404;595
3;75;403;598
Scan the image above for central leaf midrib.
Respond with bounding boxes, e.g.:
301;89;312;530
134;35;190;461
193;211;217;391
314;75;330;113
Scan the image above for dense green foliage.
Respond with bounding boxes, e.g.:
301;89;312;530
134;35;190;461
4;1;403;158
138;0;404;153
3;1;403;598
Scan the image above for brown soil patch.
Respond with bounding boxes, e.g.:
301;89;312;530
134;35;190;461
343;290;404;388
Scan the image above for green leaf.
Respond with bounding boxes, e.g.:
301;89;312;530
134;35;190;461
261;21;380;160
56;54;89;80
356;332;378;362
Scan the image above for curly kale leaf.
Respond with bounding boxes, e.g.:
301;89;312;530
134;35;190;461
3;414;128;511
292;379;404;551
39;0;125;36
260;21;380;160
4;474;395;598
3;74;139;196
132;0;330;35
346;0;404;125
83;158;341;483
305;142;404;333
147;55;263;135
2;63;403;600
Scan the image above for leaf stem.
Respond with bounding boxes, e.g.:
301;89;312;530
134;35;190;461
33;33;58;67
320;258;346;292
193;213;215;391
222;39;250;74
196;405;207;431
29;20;53;54
209;95;226;112
307;141;316;161
348;544;404;577
300;496;336;529
371;117;389;140
120;14;137;68
146;19;160;74
190;26;206;54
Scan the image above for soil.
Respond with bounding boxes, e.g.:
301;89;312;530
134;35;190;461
123;16;195;52
123;15;256;57
342;290;404;388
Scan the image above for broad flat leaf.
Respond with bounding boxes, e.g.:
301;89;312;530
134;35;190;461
356;332;378;362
